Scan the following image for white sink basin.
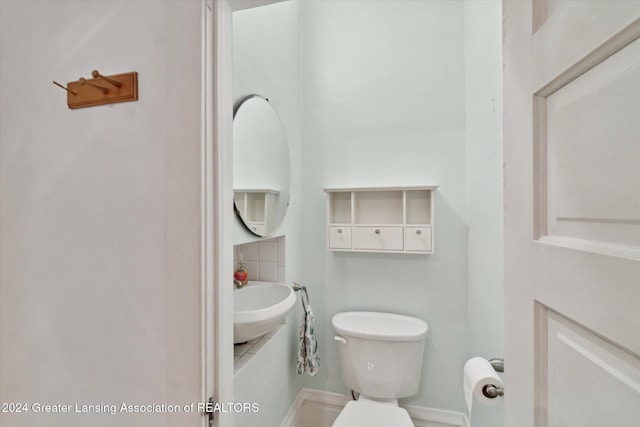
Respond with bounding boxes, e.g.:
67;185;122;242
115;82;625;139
234;281;296;344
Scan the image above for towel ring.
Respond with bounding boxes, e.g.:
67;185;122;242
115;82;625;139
292;282;310;310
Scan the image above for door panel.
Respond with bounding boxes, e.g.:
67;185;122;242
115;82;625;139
504;1;640;426
539;35;640;256
538;307;640;427
533;1;640;93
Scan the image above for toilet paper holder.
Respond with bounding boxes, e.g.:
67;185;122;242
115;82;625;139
488;357;504;373
483;358;505;399
482;384;504;399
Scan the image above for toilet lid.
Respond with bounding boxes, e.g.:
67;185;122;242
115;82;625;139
332;401;414;427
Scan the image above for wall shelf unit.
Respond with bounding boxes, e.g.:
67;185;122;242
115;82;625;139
234;189;279;235
324;186;437;254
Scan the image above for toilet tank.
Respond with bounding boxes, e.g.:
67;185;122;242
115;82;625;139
332;311;428;399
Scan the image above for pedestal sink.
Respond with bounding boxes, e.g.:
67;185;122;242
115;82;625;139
234;281;296;344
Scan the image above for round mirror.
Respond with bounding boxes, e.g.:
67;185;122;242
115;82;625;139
233;95;291;237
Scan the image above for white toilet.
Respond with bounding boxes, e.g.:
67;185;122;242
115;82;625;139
331;311;428;427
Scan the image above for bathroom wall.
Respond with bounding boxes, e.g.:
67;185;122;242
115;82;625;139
300;0;471;413
0;1;202;426
232;0;503;423
464;1;504;425
465;0;503;361
233;1;302;249
231;3;304;427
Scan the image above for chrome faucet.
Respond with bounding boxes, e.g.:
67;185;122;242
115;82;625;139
234;279;244;289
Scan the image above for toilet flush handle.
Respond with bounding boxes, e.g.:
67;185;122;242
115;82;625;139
334;336;348;345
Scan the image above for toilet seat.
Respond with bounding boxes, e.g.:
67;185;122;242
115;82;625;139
332;400;414;427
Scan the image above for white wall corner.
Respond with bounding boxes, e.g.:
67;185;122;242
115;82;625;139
279;386;309;427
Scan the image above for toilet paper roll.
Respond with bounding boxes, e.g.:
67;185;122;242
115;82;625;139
463;357;503;414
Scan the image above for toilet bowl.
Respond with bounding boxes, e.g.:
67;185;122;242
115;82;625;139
331;311;428;427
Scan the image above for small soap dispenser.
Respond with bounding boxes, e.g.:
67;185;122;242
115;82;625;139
234;252;249;286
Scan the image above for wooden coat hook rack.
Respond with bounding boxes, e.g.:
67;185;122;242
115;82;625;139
53;69;138;109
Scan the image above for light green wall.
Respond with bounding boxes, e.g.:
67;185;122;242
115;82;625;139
464;1;504;425
299;0;470;412
233;0;503;423
233;1;303;248
232;3;304;427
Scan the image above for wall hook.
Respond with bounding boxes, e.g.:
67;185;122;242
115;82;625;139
53;81;77;96
79;77;109;94
91;70;122;88
56;70;138;109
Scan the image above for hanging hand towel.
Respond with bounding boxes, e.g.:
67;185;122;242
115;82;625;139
297;293;319;376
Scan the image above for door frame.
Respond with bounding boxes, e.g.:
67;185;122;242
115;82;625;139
203;0;234;426
203;2;291;426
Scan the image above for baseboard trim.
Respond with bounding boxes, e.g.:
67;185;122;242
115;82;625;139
404;402;466;426
281;388;348;427
281;388;465;427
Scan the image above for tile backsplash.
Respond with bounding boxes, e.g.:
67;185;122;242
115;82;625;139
234;236;286;283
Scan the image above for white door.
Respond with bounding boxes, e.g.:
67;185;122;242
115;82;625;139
504;1;640;426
